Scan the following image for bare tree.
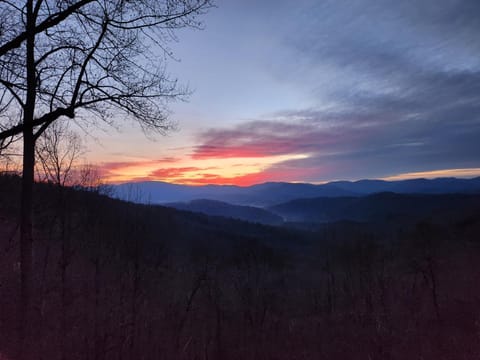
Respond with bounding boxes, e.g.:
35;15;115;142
76;162;112;194
0;1;212;358
35;121;85;360
35;121;83;186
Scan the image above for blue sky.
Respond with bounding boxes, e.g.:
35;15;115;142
88;0;480;184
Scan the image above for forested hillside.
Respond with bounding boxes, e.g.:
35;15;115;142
1;174;480;359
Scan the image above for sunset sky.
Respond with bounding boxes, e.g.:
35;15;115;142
84;0;480;185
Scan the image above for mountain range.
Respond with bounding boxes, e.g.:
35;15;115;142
110;177;480;226
113;177;480;207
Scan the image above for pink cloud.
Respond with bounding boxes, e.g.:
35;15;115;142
172;165;323;186
96;115;384;185
191;119;367;160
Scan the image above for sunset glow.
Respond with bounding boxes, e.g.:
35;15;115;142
101;153;311;185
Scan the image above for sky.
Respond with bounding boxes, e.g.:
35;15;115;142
85;0;480;185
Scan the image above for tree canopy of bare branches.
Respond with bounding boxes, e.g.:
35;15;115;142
0;0;212;143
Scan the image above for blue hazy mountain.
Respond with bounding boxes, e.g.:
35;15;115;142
330;177;480;195
113;177;480;207
113;181;355;206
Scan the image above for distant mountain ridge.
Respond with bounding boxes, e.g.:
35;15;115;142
330;177;480;195
113;177;480;206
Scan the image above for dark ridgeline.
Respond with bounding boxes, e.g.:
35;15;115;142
268;192;480;224
1;173;480;359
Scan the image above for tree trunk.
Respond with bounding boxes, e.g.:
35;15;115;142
60;191;69;360
129;237;139;360
19;126;35;360
19;1;37;358
94;257;101;360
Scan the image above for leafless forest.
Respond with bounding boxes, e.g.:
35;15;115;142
1;173;480;360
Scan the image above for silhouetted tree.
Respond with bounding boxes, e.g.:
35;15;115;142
0;1;212;358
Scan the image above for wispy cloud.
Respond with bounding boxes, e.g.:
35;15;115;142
192;115;374;160
382;168;480;181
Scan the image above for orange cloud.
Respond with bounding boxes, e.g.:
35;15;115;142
152;166;320;186
149;167;212;179
98;151;312;185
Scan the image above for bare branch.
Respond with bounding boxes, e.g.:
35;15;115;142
0;78;25;107
0;0;95;57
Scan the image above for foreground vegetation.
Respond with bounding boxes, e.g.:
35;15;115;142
1;174;480;360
